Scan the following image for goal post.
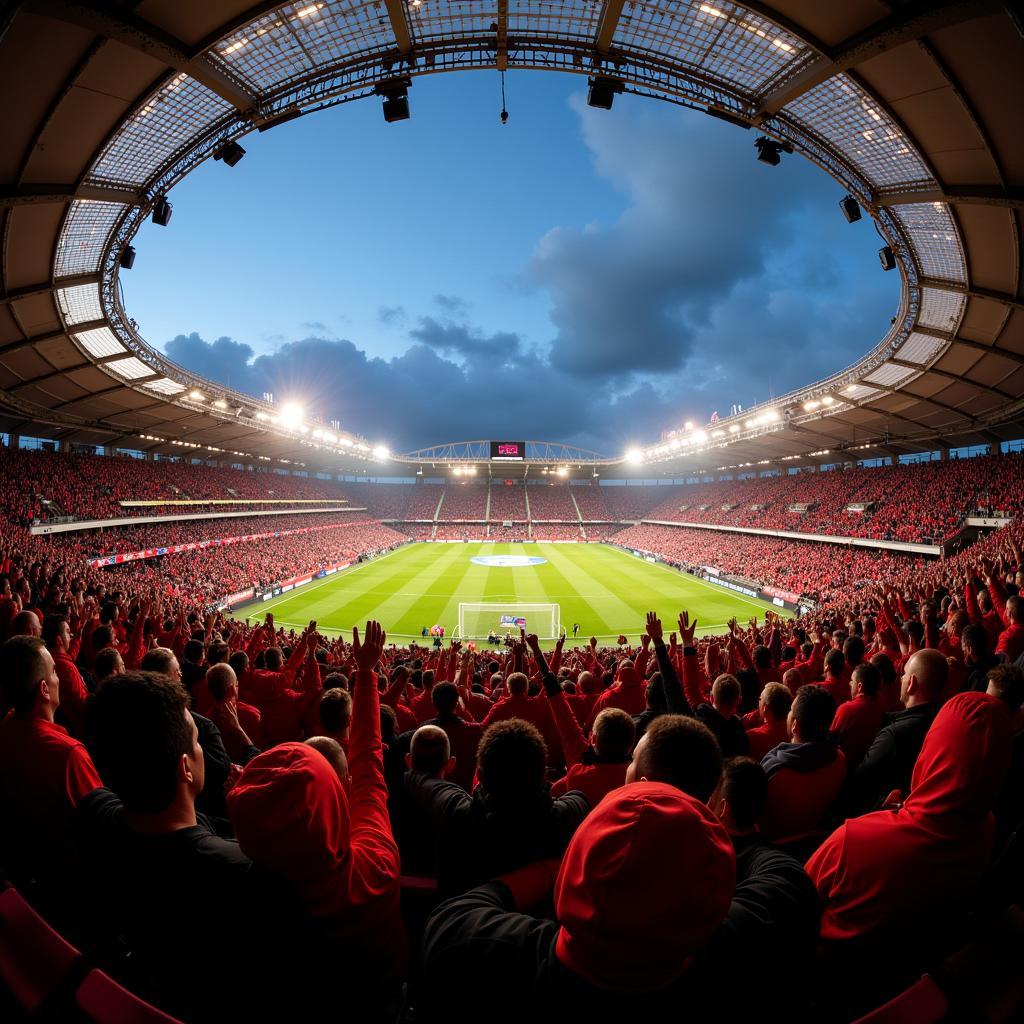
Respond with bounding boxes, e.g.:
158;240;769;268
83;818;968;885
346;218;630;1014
457;602;561;640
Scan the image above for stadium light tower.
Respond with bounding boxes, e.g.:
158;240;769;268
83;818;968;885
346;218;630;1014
625;448;644;465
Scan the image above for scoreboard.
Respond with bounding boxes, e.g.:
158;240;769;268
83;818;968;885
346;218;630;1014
490;440;525;461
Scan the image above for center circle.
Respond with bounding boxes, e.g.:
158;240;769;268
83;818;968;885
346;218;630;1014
470;555;548;567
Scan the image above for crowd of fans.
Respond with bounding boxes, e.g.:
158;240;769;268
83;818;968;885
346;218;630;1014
10;445;1013;550
439;484;488;519
644;453;1024;544
527;484;579;520
4;506;1024;1020
613;524;923;605
532;523;585;540
1;448;349;525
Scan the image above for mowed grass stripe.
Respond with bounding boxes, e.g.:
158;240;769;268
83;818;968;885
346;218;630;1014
346;542;472;632
538;544;643;634
528;547;620;636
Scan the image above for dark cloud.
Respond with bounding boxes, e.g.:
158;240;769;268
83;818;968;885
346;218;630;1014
528;97;892;385
409;317;522;361
162;330;677;452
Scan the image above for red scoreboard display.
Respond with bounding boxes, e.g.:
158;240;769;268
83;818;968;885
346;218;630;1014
490;441;525;461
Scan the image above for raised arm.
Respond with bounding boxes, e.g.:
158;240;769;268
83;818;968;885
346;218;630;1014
529;634;587;767
348;621;401;896
646;612;691;715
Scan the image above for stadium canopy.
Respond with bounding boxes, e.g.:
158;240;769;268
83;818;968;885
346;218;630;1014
0;0;1021;478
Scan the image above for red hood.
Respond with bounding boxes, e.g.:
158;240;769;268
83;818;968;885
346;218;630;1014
227;742;352;915
554;782;734;992
615;663;643;688
905;691;1012;834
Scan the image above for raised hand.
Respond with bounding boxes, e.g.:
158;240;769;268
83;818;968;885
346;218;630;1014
352;620;386;672
678;611;698;646
645;611;663;643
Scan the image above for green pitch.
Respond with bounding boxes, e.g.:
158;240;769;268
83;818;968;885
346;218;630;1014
230;542;790;644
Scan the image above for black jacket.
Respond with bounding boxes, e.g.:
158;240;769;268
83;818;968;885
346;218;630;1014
419;830;816;1024
404;770;588;896
849;701;940;814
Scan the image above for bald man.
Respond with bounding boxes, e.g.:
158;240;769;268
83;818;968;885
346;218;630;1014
848;648;947;814
10;610;41;638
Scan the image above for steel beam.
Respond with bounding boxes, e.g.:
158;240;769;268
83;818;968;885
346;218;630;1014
918;278;1024;312
27;0;259;113
383;0;412;54
594;0;626;53
758;0;1000;115
876;185;1024;210
0;183;142;210
0;273;101;307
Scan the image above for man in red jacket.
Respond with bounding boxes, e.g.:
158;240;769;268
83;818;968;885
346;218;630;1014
0;635;102;887
807;691;1012;946
586;658;648;725
813;649;852;708
831;662;886;770
745;682;792;762
42;613;89;737
759;685;846;841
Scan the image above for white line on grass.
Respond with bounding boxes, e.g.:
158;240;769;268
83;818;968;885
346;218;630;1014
229;544;412;618
608;546;789;618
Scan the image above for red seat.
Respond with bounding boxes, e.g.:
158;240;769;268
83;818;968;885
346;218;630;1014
75;969;184;1023
852;975;949;1023
0;886;83;1014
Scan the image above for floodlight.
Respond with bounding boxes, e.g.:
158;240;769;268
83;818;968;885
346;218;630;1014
754;136;791;166
279;402;304;429
684;420;694;430
821;396;835;405
189;390;204;401
151;196;173;226
372;444;390;460
878;245;897;271
587;76;624;110
213;399;227;409
119;245;136;270
839;195;861;223
213;140;246;166
375;78;411;122
625;448;644;465
557;466;568;477
803;400;819;411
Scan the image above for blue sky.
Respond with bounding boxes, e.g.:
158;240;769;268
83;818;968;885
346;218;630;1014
124;70;899;455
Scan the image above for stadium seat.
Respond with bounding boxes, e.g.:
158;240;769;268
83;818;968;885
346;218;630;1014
75;969;184;1024
0;886;83;1014
851;975;949;1023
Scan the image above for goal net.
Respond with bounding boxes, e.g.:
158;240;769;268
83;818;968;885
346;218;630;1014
457;602;561;640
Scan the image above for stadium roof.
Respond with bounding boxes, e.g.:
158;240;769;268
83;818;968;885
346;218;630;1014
0;0;1021;478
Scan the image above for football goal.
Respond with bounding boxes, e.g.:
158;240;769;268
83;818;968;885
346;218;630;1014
457;602;561;640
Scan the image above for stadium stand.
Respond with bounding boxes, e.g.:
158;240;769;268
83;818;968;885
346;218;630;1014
644;455;1024;545
526;484;579;521
440;484;488;521
488;482;528;522
2;0;1023;1019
